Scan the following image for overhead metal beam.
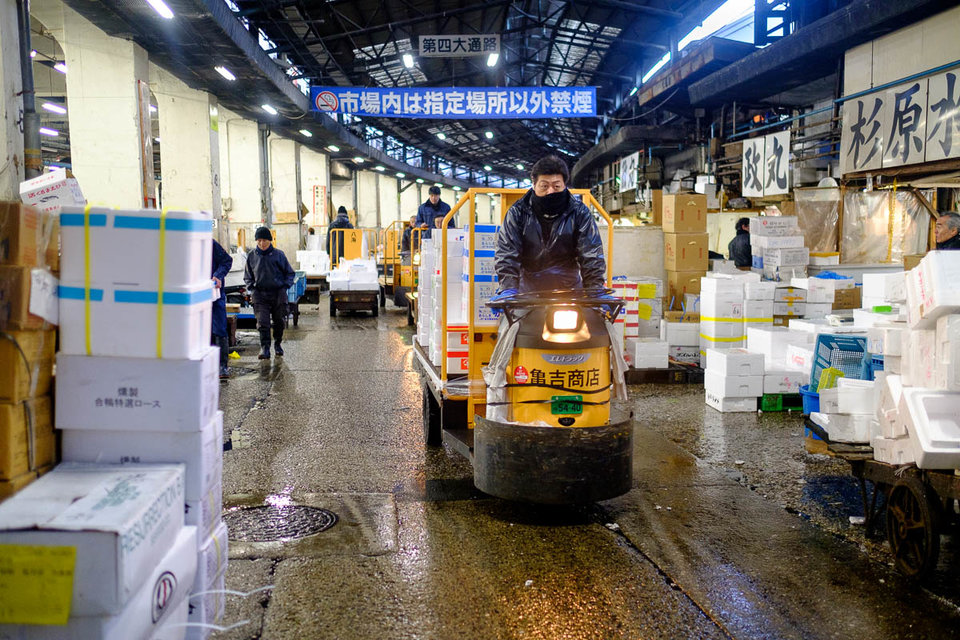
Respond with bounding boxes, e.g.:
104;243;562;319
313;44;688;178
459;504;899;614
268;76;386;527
568;0;682;20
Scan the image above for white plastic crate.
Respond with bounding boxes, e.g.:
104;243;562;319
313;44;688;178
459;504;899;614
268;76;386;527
898;388;960;469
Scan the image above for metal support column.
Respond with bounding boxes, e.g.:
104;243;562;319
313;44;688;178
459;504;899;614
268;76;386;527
258;123;272;226
294;141;304;248
16;0;40;179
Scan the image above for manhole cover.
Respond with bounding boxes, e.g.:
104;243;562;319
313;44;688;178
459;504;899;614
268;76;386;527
224;505;338;542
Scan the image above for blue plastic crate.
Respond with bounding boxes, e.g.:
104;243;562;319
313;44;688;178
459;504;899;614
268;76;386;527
810;334;869;392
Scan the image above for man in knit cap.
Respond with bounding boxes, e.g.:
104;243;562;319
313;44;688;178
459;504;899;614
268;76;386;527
244;227;296;359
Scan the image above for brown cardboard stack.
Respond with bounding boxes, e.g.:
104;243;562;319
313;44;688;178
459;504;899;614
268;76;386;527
0;203;59;499
662;194;708;310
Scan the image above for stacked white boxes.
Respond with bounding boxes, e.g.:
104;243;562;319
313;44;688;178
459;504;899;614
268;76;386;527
703;348;764;412
626;337;669;369
811;378;878;443
0;463;197;639
53;206;225;640
660;319;700;366
791;275;856;319
749;217;808;283
460;225;499;331
699;273;759;355
613;278;663;347
427;229;466;366
774;286;807;321
416;238;434;346
746;326;814;395
295;250;330;276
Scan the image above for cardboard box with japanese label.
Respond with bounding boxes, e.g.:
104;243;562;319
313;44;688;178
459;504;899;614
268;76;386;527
0;329;55;403
0;463;185;616
55;347;219;431
0;395;55;481
664;233;709;271
0;202;59;270
19;168;86;214
665;271;703;308
0;265;59;330
661;193;706;232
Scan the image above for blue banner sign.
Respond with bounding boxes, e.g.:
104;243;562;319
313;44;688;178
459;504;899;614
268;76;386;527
310;86;597;119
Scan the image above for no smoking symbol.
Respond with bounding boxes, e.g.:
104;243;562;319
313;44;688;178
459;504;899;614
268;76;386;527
315;91;338;112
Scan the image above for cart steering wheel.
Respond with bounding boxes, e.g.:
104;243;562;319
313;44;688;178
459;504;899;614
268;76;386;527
486;287;624;323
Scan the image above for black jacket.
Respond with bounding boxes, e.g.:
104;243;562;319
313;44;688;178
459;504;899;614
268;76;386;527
211;240;233;337
495;189;606;293
244;245;295;302
728;229;752;267
327;212;354;258
937;232;960;250
416;199;453;239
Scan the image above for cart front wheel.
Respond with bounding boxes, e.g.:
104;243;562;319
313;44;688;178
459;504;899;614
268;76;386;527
423;386;441;446
886;477;941;579
329;297;337;317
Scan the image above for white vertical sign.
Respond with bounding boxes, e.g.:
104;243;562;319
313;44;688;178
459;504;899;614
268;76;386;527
883;79;928;168
741;137;765;198
925;70;960;162
763;131;790;196
619;152;639;193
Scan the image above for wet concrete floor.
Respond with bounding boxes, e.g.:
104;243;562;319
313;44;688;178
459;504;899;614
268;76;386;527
214;298;960;639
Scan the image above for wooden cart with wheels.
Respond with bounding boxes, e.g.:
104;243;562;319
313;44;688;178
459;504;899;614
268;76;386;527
806;417;960;580
329;289;379;317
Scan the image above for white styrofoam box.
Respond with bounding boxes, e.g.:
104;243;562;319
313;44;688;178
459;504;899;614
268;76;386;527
186;572;225;640
473;224;498;252
750;216;799;236
764;247;809;267
868;325;905;355
188;471;222;540
296;250;330;275
773;301;806;317
909;251;960;328
785;344;815;373
710;259;740;274
878;374;905;438
810;412;874;443
62;412;223;506
804;302;833;319
348;278;379;292
819;379;875;414
871;436;916;466
852;308;902;328
886;355;902;374
629;337;669;357
633;354;670;369
700;335;743;354
750;234;805;250
705;390;757;412
59;280;213;359
763;370;807;394
683;293;701;313
669;345;700;366
0;463;185;615
60;207;212;289
20;168;86;213
153;599;189;640
862;271;906;303
774;286;807;303
700;319;743;339
903;328;937;388
460;275;498;327
935;314;960;391
662;321;700;346
744;281;775;300
705;347;764;376
790;277;835;303
705;371;762;398
743;299;773;322
700;275;746;296
0;526;198;640
898;387;960;469
787;318;867;336
193;522;229;594
746;326;814;368
763;265;808;283
810;253;841;266
56;348;219;431
462;248;496;276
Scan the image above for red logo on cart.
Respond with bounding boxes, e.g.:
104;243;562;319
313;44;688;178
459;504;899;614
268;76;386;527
514;366;529;384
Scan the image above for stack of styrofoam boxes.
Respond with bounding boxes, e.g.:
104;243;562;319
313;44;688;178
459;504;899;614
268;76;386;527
55;206;225;639
743;280;775;333
662;194;707;310
750;216;808;283
295;249;330;276
660;318;700;366
428;228;466;367
746;326;813;397
699;275;747;355
774;285;806;326
628;337;670;369
416;238;434;347
811;378;878;443
854;271;908;328
872;251;960;467
460;225;499;336
614;278;663;359
0;203;59;498
791;275;856;320
346;259;379;290
0;463;197;638
703;347;764;412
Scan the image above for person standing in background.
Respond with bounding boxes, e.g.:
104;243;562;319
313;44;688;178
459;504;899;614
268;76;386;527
245;227;296;360
416;186;453;239
728;217;752;269
211;240;233;378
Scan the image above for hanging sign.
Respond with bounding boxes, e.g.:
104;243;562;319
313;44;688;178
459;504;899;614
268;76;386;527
419;34;500;58
310;86;597;119
618;152;639;193
741;131;791;197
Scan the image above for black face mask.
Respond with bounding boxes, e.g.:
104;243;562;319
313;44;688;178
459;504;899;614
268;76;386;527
531;189;569;219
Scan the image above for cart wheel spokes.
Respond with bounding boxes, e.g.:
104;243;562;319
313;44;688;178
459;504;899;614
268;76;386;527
886;477;941;580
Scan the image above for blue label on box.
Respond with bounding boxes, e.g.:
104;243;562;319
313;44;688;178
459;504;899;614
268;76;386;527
752;255;764;269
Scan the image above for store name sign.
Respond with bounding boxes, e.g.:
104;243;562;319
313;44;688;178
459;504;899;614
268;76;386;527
310;86;597;119
742;130;790;198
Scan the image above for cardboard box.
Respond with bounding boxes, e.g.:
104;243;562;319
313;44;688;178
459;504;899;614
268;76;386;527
832;287;862;310
0;468;40;498
903;254;924;271
0;526;197;639
0;202;59;269
18;168;85;214
705;390;756;413
663;310;699;323
662;193;706;232
665;271;704;308
55;348;219;431
0;265;59;330
704;347;764;376
664;233;709;271
0;396;55;480
0;329;55;403
0;463;186;616
704;371;763;398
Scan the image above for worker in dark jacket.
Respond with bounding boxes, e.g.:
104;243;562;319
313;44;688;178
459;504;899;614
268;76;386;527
244;227;296;359
400;215;418;255
416;186;453;239
327;206;354;261
728;217;752;268
935;212;960;250
493;155;606;297
211;240;233;378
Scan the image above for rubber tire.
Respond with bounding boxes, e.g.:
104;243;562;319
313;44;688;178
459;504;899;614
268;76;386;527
371;300;379;317
379;286;386;308
423;385;442;446
329;297;336;317
886;476;941;580
407;303;415;326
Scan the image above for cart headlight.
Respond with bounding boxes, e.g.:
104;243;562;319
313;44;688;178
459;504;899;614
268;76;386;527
550;309;580;332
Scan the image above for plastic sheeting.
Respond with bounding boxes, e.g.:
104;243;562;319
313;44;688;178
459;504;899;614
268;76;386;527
841;189;932;264
794;187;840;253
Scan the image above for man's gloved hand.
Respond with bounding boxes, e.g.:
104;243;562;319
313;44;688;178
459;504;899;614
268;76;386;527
489;288;518;316
597;292;621;319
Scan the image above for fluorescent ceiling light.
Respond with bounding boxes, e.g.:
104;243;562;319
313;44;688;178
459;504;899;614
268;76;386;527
30;50;36;58
453;185;462;191
415;178;424;184
396;172;406;178
299;129;313;137
436;132;446;140
516;163;524;170
261;104;278;115
327;144;340;152
145;0;174;19
353;156;364;163
484;131;494;139
483;165;492;171
523;178;532;185
53;62;67;74
628;86;638;96
374;165;385;171
434;183;443;187
154;137;161;143
402;54;414;68
214;66;236;81
642;53;670;84
148;104;157;114
38;127;58;137
41;102;67;115
486;52;499;67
